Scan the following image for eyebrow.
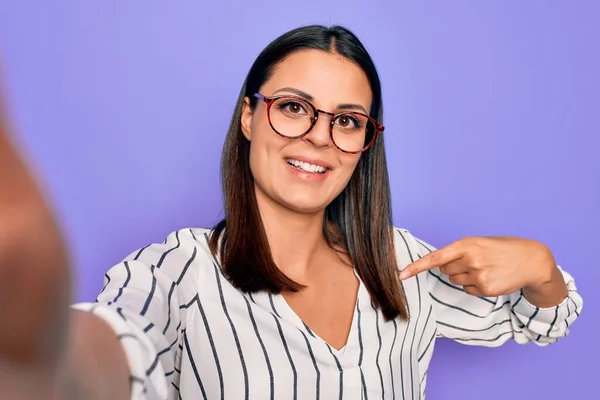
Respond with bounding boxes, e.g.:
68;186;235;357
272;87;369;114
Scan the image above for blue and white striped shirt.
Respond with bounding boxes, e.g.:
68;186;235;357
72;227;583;399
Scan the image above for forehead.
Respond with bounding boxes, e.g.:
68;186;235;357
261;49;373;111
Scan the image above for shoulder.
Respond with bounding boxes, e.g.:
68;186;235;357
392;226;418;253
391;226;432;269
120;227;217;272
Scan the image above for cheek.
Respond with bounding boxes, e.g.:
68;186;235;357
341;155;361;177
247;136;267;179
250;114;280;151
247;120;284;175
333;155;361;189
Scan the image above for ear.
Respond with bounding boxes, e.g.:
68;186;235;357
240;97;253;141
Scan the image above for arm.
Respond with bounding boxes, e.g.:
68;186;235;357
0;90;129;399
0;117;70;365
0;74;198;399
522;262;570;308
402;231;582;346
59;311;131;399
70;229;202;399
0;131;191;398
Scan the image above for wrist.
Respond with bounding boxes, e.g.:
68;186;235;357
525;243;557;290
522;265;567;308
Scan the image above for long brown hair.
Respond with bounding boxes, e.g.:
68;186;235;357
209;25;408;321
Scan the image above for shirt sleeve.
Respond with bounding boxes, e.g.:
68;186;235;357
407;231;583;346
71;228;203;399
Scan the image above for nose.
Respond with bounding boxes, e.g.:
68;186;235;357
303;110;333;148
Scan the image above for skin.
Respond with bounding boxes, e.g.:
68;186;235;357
240;49;372;349
399;236;568;308
0;70;129;399
241;49;568;349
0;48;568;398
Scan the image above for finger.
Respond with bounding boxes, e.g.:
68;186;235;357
439;260;469;276
400;244;464;280
447;273;473;287
463;285;485;297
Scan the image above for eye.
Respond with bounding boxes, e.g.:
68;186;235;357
335;114;362;129
277;100;309;116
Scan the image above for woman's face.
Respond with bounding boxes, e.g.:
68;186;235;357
241;49;373;215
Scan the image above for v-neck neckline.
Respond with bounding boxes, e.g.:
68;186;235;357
272;268;367;359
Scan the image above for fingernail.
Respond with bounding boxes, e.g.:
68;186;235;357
399;270;410;280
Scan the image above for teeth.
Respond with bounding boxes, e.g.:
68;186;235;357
287;159;327;173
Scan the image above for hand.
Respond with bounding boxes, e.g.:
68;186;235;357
0;60;71;395
0;62;133;400
399;236;563;300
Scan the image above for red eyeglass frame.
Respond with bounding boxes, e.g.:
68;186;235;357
253;93;384;154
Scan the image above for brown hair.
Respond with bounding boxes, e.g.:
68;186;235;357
209;25;408;321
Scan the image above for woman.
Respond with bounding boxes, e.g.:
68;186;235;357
0;25;583;399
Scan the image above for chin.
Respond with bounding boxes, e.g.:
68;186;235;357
279;195;329;215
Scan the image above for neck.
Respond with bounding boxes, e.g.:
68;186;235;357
255;186;329;277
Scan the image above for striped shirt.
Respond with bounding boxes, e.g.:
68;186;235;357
72;227;583;400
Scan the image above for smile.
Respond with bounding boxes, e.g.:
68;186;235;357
286;158;328;174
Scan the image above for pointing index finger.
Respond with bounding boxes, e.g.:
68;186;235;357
399;243;463;280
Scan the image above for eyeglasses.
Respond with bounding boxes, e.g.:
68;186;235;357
253;93;384;154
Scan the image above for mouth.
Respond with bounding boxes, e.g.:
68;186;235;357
285;158;330;174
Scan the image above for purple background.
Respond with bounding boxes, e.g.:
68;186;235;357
1;1;597;399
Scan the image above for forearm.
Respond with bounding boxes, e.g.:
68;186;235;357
0;361;62;399
0;179;130;398
0;131;71;364
0;311;131;400
57;310;131;400
0;81;129;399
